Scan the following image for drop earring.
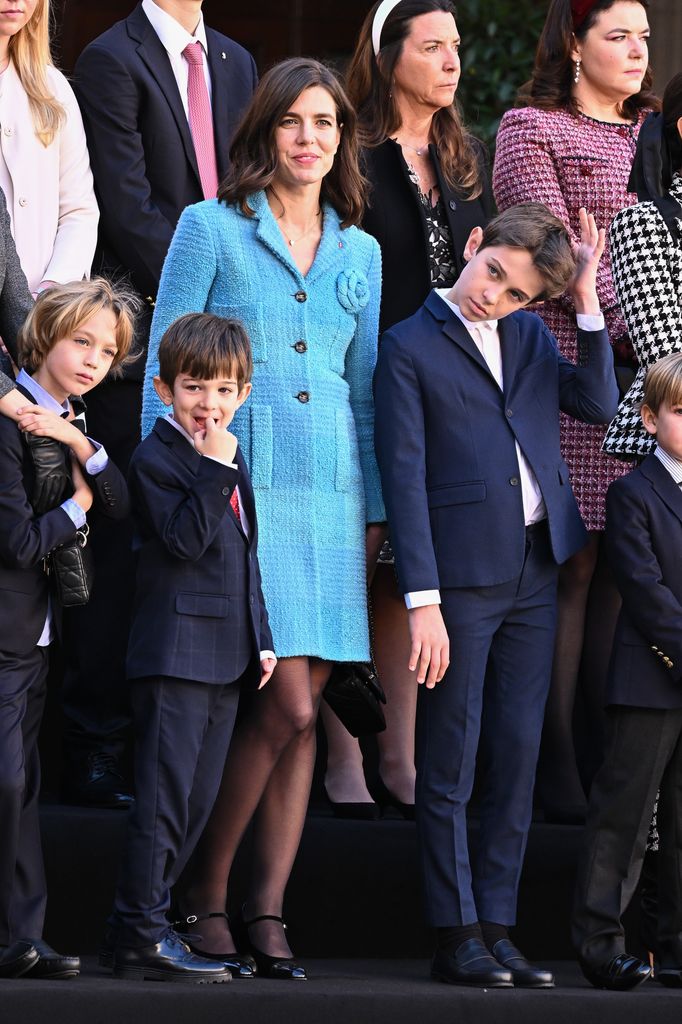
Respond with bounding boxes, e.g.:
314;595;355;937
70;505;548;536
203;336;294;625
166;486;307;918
574;58;581;84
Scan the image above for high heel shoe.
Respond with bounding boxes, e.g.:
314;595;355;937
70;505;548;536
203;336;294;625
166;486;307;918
174;911;257;978
369;775;415;820
235;905;306;980
322;784;381;820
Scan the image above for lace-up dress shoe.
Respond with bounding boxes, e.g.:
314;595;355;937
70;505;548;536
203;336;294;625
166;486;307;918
431;938;514;987
580;953;651;991
175;912;256;978
491;939;554;988
113;932;231;983
0;941;39;978
62;752;133;809
22;940;80;980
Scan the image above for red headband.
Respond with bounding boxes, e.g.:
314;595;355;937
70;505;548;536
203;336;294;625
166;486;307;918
571;0;599;29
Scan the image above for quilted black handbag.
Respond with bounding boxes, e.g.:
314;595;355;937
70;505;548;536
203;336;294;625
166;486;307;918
323;660;387;737
48;525;94;607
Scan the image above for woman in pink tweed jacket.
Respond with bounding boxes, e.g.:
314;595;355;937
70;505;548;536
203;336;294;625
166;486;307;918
493;0;657;822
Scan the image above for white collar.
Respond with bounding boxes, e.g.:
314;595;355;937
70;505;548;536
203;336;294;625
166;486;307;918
141;0;208;59
434;289;499;333
164;410;198;448
654;444;682;485
16;368;70;416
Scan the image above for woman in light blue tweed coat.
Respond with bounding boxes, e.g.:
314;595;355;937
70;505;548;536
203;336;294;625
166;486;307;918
140;59;385;976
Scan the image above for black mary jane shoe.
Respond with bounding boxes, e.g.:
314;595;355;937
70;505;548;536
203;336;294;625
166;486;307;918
174;912;256;978
235;906;306;980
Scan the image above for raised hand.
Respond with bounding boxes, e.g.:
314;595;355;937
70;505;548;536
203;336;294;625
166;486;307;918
568;207;605;316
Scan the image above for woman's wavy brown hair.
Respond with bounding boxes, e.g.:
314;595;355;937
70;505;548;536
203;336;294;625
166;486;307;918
345;0;482;199
218;58;366;228
517;0;659;120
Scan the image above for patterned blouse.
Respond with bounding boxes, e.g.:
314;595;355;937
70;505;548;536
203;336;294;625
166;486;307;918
493;106;646;530
404;157;458;287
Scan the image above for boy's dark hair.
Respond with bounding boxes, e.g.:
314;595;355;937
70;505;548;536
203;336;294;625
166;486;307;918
158;313;253;390
18;278;138;375
478;203;576;300
642;352;682;414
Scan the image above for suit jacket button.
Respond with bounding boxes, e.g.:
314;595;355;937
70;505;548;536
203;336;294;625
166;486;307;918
506;408;513;418
449;199;457;211
294;290;307;302
294;340;307;353
509;477;519;486
297;391;310;403
221;487;230;496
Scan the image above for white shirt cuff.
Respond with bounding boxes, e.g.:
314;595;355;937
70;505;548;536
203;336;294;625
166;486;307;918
260;650;276;662
405;590;441;610
204;454;239;469
61;498;86;529
576;312;605;332
85;440;109;475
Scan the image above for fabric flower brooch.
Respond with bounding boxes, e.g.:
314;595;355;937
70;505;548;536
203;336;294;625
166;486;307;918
337;270;370;314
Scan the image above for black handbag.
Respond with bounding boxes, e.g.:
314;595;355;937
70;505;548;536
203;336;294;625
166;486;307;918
323;661;387;737
47;525;94;607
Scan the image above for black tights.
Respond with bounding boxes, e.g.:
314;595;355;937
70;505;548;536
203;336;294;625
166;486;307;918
183;656;330;957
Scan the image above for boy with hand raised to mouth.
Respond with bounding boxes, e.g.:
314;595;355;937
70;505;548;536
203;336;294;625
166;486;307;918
107;312;275;983
374;203;618;989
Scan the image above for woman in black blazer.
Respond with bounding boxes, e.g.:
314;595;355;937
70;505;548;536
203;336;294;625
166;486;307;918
317;0;493;819
0;186;33;416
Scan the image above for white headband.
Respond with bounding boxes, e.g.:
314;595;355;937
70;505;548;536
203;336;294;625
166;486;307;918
371;0;404;56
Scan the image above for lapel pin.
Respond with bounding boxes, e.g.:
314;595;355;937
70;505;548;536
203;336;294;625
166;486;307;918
221;52;227;60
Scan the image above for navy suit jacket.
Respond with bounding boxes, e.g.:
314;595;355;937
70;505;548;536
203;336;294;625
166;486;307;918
374;291;619;593
126;417;272;686
73;4;257;376
605;454;682;709
0;414;129;656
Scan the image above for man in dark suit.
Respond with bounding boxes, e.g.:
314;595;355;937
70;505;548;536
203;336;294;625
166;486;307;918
64;0;258;806
572;351;682;992
107;314;274;982
374;204;618;989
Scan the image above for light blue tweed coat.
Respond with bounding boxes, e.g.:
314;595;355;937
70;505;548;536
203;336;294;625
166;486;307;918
141;191;384;662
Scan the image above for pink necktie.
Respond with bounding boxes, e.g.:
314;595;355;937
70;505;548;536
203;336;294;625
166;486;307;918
182;42;219;200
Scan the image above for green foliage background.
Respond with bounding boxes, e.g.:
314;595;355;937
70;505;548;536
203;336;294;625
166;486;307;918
454;0;550;148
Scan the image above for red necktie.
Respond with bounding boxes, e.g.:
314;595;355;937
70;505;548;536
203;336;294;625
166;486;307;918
182;42;219;200
230;489;241;523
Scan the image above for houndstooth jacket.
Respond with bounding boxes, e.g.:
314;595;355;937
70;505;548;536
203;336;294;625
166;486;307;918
603;172;682;458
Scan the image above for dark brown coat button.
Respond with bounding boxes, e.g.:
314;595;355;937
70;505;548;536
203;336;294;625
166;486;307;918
294;340;307;353
294;290;307;302
296;391;310;403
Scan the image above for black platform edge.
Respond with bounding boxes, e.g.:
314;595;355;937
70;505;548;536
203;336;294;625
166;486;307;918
1;959;677;1024
41;804;596;959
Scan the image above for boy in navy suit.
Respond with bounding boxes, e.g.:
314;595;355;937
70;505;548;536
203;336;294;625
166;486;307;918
374;204;618;989
0;280;134;980
573;351;682;991
108;313;275;983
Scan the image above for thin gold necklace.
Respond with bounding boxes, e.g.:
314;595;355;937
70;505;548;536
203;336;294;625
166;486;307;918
279;209;322;247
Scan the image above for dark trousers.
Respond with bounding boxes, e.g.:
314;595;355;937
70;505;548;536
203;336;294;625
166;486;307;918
0;645;49;943
572;705;682;967
416;522;558;927
112;675;240;948
61;378;142;761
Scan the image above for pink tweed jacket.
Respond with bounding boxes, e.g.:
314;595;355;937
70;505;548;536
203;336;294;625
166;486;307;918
493;106;644;530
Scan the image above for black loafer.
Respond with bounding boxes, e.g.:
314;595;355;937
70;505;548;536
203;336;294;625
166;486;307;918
491;939;554;988
0;941;39;978
656;965;682;987
22;939;80;980
113;931;231;983
580;953;651;991
431;938;514;987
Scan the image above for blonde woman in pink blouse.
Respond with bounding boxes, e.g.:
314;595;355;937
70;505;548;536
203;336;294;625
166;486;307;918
493;0;657;822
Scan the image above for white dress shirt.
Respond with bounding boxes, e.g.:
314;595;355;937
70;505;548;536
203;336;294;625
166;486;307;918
141;0;212;116
654;444;682;484
405;294;606;610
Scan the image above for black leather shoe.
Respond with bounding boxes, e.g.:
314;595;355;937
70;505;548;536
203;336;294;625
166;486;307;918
368;776;415;820
0;941;39;978
175;912;256;978
580;953;651;991
491;939;554;988
22;939;80;980
113;931;231;982
431;938;514;987
62;752;133;809
235;907;306;980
